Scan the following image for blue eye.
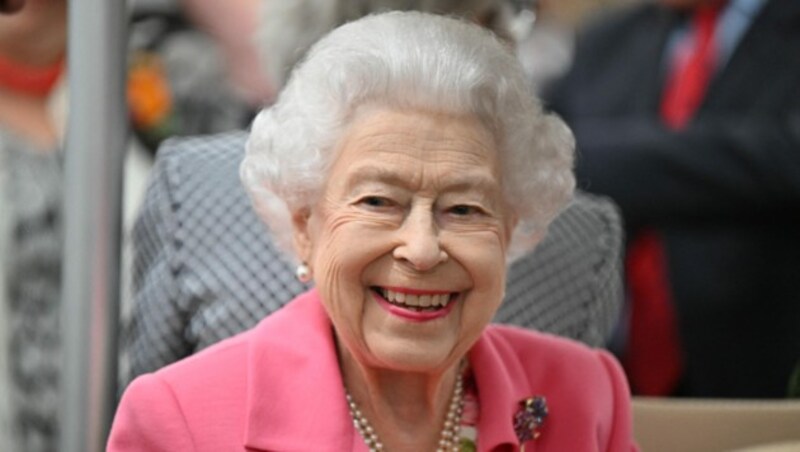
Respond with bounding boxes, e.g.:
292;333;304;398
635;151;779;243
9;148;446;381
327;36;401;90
362;196;389;207
450;205;479;216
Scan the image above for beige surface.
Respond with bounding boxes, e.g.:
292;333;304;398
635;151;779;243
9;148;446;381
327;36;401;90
734;441;800;452
633;397;800;452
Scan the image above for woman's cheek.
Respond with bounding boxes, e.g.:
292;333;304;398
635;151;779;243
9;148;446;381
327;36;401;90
311;213;379;297
446;227;507;260
447;230;508;294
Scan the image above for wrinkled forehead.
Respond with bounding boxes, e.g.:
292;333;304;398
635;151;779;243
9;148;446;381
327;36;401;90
334;105;499;163
327;106;503;192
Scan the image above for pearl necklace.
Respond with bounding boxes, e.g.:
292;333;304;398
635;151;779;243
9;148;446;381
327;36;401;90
345;375;465;452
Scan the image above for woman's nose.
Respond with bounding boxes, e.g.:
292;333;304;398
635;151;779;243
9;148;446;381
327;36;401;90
392;209;447;272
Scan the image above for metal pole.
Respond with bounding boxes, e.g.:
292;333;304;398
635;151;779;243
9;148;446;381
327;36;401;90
60;0;128;451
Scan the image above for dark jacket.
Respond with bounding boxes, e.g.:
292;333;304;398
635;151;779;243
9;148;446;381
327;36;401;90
546;0;800;397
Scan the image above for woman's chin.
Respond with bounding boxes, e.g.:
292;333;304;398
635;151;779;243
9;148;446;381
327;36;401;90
363;336;461;374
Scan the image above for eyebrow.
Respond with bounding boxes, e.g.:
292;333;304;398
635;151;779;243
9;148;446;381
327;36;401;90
345;164;502;198
345;165;410;189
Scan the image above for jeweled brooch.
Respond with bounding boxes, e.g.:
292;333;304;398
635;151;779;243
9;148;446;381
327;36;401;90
513;395;548;448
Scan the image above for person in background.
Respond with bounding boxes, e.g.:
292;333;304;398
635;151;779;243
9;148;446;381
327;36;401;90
546;0;800;398
515;0;639;93
109;12;636;451
127;0;274;153
0;0;67;450
178;0;274;106
0;2;150;450
0;3;25;452
121;0;275;381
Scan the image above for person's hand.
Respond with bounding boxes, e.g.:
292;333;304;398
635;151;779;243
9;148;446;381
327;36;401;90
0;0;25;14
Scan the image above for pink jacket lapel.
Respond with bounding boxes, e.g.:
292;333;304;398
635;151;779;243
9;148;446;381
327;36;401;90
240;289;542;451
241;289;367;451
470;328;545;451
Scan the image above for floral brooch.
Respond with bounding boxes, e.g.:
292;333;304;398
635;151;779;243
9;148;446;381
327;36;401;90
513;396;548;448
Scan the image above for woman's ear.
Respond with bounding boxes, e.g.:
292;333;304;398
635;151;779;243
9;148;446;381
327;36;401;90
291;206;314;262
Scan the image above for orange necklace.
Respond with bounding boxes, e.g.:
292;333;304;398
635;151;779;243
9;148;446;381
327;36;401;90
0;53;64;97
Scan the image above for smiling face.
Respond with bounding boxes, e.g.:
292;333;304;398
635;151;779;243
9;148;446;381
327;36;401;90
293;106;517;374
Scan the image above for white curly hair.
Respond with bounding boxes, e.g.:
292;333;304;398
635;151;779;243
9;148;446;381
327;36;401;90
241;11;575;263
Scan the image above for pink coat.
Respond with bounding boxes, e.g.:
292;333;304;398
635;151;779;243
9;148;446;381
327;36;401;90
108;289;637;451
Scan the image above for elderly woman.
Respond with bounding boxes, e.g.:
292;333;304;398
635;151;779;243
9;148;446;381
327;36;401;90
109;11;636;451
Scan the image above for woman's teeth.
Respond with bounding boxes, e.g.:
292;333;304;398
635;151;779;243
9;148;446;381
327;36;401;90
379;288;453;310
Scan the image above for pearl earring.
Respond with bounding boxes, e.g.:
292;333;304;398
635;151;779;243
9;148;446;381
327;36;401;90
296;263;312;283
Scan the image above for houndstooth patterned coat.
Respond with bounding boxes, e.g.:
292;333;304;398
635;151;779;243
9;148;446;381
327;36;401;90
122;131;624;387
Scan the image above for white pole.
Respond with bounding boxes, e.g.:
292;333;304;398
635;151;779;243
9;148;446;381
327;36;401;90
60;0;128;451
